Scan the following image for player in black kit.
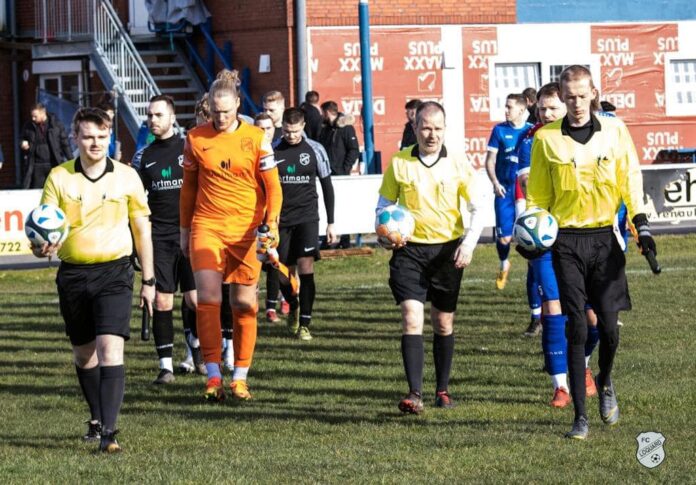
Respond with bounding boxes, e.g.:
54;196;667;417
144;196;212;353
136;95;202;383
275;108;338;340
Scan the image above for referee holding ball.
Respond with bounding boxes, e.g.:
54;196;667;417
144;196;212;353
527;66;656;440
33;107;155;453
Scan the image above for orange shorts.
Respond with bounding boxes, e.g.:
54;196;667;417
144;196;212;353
189;227;261;285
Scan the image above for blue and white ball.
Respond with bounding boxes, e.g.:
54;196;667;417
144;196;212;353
25;204;69;246
375;204;415;248
513;208;558;251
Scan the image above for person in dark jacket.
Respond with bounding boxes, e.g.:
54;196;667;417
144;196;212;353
400;99;421;149
300;90;323;141
318;101;360;176
20;103;73;188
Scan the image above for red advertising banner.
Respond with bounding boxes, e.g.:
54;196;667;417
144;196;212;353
309;28;443;170
461;26;498;170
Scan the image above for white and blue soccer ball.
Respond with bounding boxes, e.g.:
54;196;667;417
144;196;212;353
513;208;558;251
25;204;70;246
375;204;415;248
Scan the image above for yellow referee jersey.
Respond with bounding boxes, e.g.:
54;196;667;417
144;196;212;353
379;145;476;244
41;158;150;264
527;115;645;228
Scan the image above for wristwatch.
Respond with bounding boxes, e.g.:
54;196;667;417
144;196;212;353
142;277;156;286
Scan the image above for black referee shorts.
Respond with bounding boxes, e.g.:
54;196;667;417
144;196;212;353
153;238;196;293
388;239;463;313
278;221;320;266
552;226;631;316
56;257;134;346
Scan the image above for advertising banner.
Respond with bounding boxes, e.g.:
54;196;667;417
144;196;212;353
0;190;41;256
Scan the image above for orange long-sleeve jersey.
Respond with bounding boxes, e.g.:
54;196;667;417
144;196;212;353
180;121;282;239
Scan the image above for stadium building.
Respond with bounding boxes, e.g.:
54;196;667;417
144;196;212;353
0;0;695;188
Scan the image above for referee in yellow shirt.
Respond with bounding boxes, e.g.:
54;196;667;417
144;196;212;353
33;108;155;453
527;66;656;439
377;102;484;414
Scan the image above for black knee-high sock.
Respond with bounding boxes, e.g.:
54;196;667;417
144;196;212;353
566;310;588;419
266;269;280;311
76;365;101;422
433;333;454;393
596;311;619;389
100;365;125;431
298;273;315;327
279;280;299;312
401;335;424;394
181;298;197;345
220;284;233;340
153;310;174;359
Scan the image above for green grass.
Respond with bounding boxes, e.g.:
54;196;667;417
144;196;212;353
0;235;695;483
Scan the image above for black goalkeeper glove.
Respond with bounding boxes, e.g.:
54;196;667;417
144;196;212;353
515;244;545;261
632;213;657;256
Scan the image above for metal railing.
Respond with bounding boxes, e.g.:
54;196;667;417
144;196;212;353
35;0;159;127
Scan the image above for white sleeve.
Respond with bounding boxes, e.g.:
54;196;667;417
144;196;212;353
461;186;485;251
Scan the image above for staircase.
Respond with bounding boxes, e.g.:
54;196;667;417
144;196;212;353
132;38;206;128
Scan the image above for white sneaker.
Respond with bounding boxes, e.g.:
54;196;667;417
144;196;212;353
178;355;194;374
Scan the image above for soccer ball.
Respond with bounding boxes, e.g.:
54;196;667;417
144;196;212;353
24;204;70;246
375;204;415;248
513;207;558;251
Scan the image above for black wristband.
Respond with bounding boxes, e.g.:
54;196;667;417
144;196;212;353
142;277;156;286
632;213;649;229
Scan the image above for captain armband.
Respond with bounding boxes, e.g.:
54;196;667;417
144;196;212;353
259;155;276;172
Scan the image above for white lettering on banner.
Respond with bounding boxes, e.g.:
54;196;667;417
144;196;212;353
343;42;379;57
472;40;497;55
467;55;490;69
0;189;42;256
339;56;384;72
653;52;665;66
599;52;635;66
603;92;636;109
310;58;319;73
469;96;489;113
464;137;488;152
408;40;442;56
404;56;443;70
417;72;437;92
597;37;630;52
341;98;386;116
655;91;665;108
642;131;682;161
657;36;678;51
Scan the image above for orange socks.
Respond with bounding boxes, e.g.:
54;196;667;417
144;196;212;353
197;302;222;364
232;304;258;369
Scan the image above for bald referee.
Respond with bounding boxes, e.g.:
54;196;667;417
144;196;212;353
33;107;155;453
377;101;484;414
527;66;655;439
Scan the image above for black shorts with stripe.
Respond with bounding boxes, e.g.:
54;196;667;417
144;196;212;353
56;256;134;346
388;239;463;313
153;238;195;293
552;226;631;316
278;221;320;266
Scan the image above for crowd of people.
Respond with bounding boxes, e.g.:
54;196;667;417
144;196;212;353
27;64;655;452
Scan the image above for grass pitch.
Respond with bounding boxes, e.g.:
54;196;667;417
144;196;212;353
0;235;694;483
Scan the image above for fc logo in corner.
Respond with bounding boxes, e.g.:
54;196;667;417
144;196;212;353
636;431;666;469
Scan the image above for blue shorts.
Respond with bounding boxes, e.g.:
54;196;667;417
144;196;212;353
494;185;516;238
531;250;560;302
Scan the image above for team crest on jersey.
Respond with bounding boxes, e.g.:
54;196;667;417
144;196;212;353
299;153;310;166
241;137;254;153
178;154;184;167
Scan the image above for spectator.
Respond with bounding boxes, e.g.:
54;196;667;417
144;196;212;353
20;103;72;189
318;101;360;176
300;90;322;141
523;87;538;124
400;99;421;149
97;100;122;162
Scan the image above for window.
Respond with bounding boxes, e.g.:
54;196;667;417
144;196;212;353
490;63;540;121
665;59;696;116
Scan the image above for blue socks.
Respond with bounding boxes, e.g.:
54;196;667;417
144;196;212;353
526;265;542;315
542;314;567;376
585;324;599;358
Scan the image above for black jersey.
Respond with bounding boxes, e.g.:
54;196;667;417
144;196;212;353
275;138;332;227
138;135;185;240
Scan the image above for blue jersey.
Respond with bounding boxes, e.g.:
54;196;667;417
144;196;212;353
515;122;543;177
487;121;533;186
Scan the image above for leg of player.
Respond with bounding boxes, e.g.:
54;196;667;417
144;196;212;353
524;263;542;337
152;291;176;384
399;300;425;414
494;190;515;290
280;270;300;336
265;270;281;323
180;291;206;375
221;283;234;372
584;307;599;397
95;334;125;453
194;270;225;402
229;283;258;400
179;296;195;373
431;306;455;408
73;342;102;442
295;256;315;341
